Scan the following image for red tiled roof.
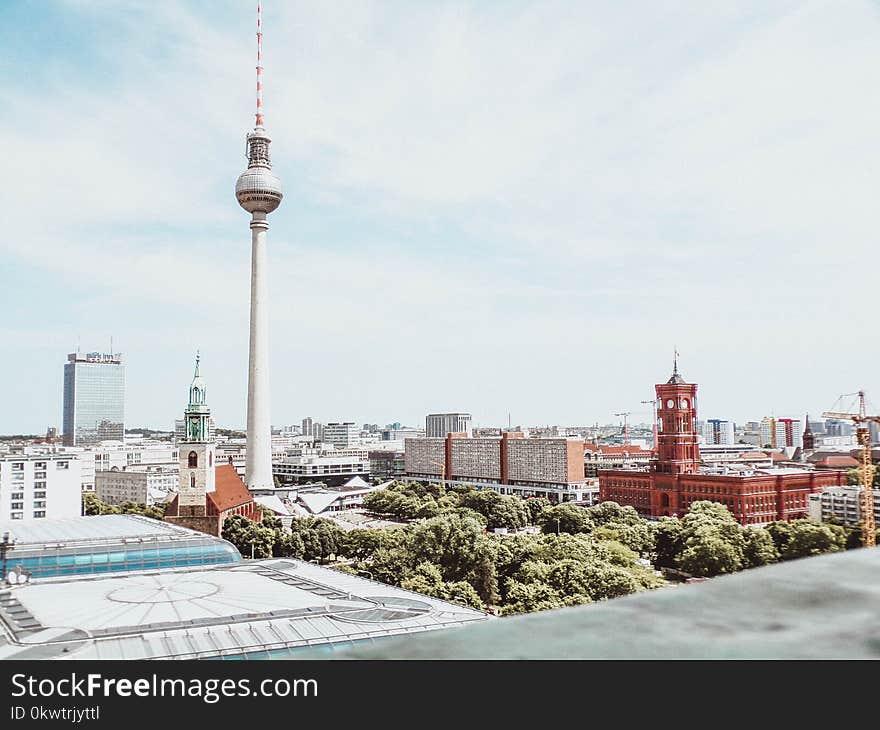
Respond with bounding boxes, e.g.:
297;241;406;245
208;464;255;513
817;455;859;468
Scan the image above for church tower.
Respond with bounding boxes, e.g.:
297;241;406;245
802;413;815;452
178;353;216;515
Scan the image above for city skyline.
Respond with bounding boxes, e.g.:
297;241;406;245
3;1;880;434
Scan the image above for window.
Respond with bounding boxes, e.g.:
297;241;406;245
35;462;46;469
11;462;23;471
11;502;23;510
188;451;198;468
10;513;23;520
33;501;46;508
34;481;46;489
190;474;196;489
11;492;23;501
56;461;69;470
33;511;46;519
34;491;46;499
209;452;213;467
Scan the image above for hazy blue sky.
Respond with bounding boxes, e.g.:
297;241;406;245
2;0;879;433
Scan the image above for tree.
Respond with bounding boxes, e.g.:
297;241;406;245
768;520;845;560
676;527;743;577
220;514;274;558
674;502;745;577
538;503;593;535
589;501;642;527
408;512;486;581
650;517;683;569
741;526;779;568
525;497;551;525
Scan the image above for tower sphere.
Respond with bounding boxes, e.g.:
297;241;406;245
236;130;283;214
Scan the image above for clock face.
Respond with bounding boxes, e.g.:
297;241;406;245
666;399;675;408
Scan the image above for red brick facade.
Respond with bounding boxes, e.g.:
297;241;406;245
599;368;846;524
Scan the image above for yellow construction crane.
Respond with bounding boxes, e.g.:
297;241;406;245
823;390;878;547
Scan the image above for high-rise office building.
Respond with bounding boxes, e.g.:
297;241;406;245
323;422;359;448
62;352;125;446
426;413;473;438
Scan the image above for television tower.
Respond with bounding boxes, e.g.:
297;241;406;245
235;2;283;489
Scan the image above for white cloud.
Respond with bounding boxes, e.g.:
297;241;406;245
2;0;879;432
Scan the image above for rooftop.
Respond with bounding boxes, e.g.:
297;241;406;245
0;515;197;547
0;559;488;660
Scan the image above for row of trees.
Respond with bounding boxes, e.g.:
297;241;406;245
220;501;663;614
82;493;166;521
361;482;536;530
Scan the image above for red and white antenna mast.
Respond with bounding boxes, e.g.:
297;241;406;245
255;1;264;128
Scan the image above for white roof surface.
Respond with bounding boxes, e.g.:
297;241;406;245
0;559;488;660
254;495;291;516
0;515;196;546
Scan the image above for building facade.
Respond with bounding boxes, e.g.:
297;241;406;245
599;364;846;524
405;433;589;502
425;413;473;438
702;419;735;445
273;446;370;486
95;466;176;506
0;454;82;522
761;417;803;449
807;485;880;527
62;352;125;446
322;422;359;448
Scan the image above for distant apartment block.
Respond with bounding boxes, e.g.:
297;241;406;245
95;466;177;507
404;434;589;502
59;443;179;492
425;413;472;438
808;486;880;528
62;352;125;446
322;422;359;448
702;419;735;445
273;446;370;487
0;455;82;521
760;417;803;449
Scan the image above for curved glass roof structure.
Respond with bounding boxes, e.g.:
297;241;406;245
0;515;240;580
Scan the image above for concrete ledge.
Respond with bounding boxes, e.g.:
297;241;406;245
333;548;880;659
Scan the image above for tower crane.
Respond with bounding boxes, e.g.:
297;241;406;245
823;390;878;547
614;412;632;446
641;399;658;452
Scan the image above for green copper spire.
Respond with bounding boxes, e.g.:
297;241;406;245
183;352;211;443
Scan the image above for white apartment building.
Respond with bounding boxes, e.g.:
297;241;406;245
322;422;359;448
701;419;735;445
273;446;370;486
59;443;179;492
808;486;880;527
0;455;82;521
426;413;472;438
94;466;177;507
760;418;803;449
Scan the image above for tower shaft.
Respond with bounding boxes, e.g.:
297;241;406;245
246;212;273;488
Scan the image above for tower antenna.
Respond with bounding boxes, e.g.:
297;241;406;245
256;1;264;129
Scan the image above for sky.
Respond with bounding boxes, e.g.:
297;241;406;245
2;0;880;434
